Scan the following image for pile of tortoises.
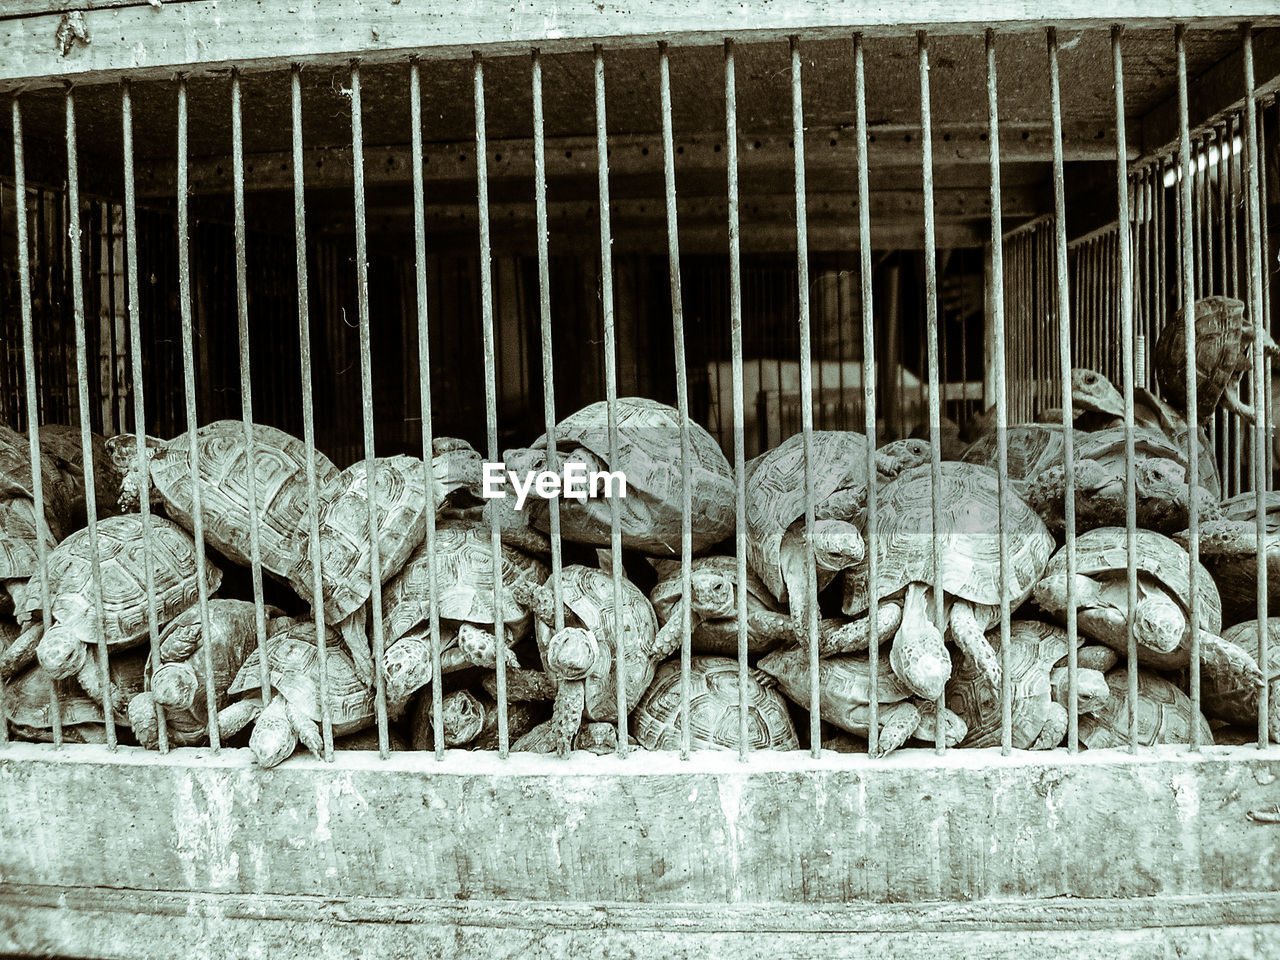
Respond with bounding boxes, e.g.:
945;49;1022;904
4;296;1276;757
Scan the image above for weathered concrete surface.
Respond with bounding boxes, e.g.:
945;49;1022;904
3;743;1280;957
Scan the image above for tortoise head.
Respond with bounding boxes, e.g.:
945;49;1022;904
1134;458;1189;506
1133;592;1186;654
574;721;618;755
1071;368;1125;418
36;619;90;680
689;567;735;620
151;661;200;711
876;439;930;479
104;432;161;511
440;690;485;746
545;627;599;682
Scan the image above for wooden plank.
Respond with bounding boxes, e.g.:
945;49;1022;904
2;0;1280;89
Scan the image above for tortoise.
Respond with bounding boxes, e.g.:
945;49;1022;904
1201;618;1280;744
511;718;631;754
5;649;147;743
416;688;546;749
746;431;930;643
25;513;221;714
631;656;799;751
0;422;73;540
1154;295;1279;426
945;620;1111;750
1185;491;1280;626
127;599;268;749
225;618;375;768
516;397;736;555
758;645;967;757
0;496;56;673
1033;527;1263;694
961;423;1067;498
38;423;126;533
842;461;1055;701
1078;668;1214;749
508;564;661;755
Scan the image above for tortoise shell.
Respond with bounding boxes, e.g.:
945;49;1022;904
381;518;547;644
1196;493;1280;625
526;397;735;555
0;423;71;540
844;461;1054;616
1079;668;1213;749
649;555;783;656
631;656;798;751
745;431;873;602
148;421;340;578
21;514;222;645
534;564;659;721
0;498;55;582
38;424;124;531
1203;618;1280;736
227;619;373;734
1044;526;1222;635
1154;296;1247;425
301;455;431;622
961;424;1066;496
758;645;912;737
946;619;1074;749
6;648;147;730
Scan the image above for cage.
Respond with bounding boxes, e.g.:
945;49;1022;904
2;3;1280;958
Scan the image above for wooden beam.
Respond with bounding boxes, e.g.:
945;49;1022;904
3;0;1280;89
1140;27;1280;160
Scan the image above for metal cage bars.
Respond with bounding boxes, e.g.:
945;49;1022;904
3;25;1276;759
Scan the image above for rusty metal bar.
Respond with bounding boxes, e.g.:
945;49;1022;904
1262;97;1275;483
175;76;215;752
10;97;60;747
1175;25;1203;751
120;82;167;754
348;60;392;758
409;58;445;761
790;35;822;758
1243;26;1270;749
593;44;629;757
473;52;510;757
292;65;333;760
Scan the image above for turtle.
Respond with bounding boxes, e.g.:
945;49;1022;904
5;649;147;743
842;461;1055;701
631;656;799;751
758;645;967;756
508;564;661;756
516;397;736;555
379;518;548;705
510;718;622;754
961;423;1067;499
1153;295;1280;426
1078;668;1214;749
945;620;1111;750
0;496;56;673
0;422;73;540
418;688;546;749
746;431;930;644
38;423;126;533
25;513;222;714
127;599;268;749
225;618;375;768
1185;491;1280;626
1032;527;1263;695
1201;618;1280;744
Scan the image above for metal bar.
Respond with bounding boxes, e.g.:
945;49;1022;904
854;32;880;758
725;38;751;761
230;69;273;719
176;77;216;752
410;58;445;761
473;52;509;757
119;82;167;754
657;41;695;759
1176;25;1203;751
349;61;392;758
1243;26;1270;749
790;35;822;758
11;97;60;747
104;199;118;434
1261;97;1275;483
593;44;629;757
293;64;333;760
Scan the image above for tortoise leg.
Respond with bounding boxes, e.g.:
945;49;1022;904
1223;379;1258;424
872;701;920;758
779;528;820;646
127;691;163;750
947;600;1002;693
336;606;375;686
75;647;127;719
1030;702;1068;750
889;582;951;701
36;618;90;681
746;608;795;646
286;698;324;759
816;602;903;657
249;697;300;768
550;679;586;758
1198;632;1265;690
217;698;262;741
0;620;43;681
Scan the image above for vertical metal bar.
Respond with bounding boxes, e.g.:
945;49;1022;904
855;32;880;757
1176;26;1203;751
1261;98;1275;483
11;97;60;747
472;53;509;757
725;39;752;760
104;200;118;433
410;58;445;761
790;35;822;757
120;83;167;753
292;64;333;760
985;28;1013;756
593;45;629;757
1243;26;1270;749
176;77;216;752
918;30;946;754
349;61;392;758
658;41;695;759
230;70;273;718
1217;126;1229;298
